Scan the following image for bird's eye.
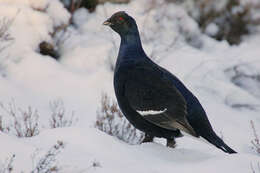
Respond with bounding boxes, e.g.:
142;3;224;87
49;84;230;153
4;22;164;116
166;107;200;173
118;17;124;21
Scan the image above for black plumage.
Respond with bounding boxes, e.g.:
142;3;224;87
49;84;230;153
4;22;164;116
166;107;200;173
103;11;236;154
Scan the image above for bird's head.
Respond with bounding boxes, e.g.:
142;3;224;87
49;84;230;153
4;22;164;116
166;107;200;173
103;11;137;37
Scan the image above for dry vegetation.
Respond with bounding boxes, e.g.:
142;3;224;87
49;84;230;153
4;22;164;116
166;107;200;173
0;101;40;137
0;100;76;138
250;120;260;154
0;141;64;173
61;0;130;14
49;100;77;128
0;16;16;76
95;93;144;144
0;154;15;173
251;162;260;173
0;17;14;52
187;0;260;44
31;141;65;173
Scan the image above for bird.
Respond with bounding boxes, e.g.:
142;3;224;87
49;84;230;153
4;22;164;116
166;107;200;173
103;11;237;154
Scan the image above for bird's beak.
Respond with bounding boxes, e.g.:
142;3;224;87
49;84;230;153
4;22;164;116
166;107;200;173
103;19;112;26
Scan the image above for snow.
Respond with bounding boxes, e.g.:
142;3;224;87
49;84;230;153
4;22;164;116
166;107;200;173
205;23;219;36
0;0;260;172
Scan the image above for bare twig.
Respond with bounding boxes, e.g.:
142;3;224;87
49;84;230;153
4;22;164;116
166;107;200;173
0;100;40;137
0;154;15;173
49;100;77;128
0;99;76;137
251;161;260;173
31;141;65;173
0;142;65;173
0;10;19;52
251;120;260;154
95;93;144;144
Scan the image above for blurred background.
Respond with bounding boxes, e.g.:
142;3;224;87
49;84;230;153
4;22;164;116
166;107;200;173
60;0;260;44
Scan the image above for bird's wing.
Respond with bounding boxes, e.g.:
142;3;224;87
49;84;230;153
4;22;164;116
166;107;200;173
124;63;197;136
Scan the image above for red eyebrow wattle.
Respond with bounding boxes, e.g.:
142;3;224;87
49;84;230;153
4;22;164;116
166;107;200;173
119;17;124;21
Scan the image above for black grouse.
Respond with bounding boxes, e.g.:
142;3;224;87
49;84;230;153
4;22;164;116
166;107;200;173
103;11;236;154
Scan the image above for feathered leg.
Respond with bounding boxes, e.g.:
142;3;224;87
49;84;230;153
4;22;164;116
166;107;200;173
142;134;154;143
167;138;176;148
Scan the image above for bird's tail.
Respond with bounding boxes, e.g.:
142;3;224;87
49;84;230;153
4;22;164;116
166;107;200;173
203;133;237;154
172;118;199;138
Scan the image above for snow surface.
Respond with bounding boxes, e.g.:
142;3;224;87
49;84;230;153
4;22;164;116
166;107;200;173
0;0;260;172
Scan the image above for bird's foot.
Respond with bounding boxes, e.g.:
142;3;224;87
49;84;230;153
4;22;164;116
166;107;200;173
142;134;154;143
166;139;176;148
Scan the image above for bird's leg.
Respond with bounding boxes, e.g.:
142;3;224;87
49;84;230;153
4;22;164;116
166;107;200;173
142;133;154;143
166;138;176;148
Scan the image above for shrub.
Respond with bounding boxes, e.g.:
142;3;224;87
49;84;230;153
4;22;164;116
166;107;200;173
185;0;260;44
250;120;260;154
0;17;14;52
95;93;144;144
0;141;64;173
0;100;76;138
0;154;15;173
61;0;130;14
0;16;15;76
0;101;40;137
39;41;60;60
99;0;130;4
60;0;98;13
31;3;68;60
250;162;260;173
49;100;77;128
31;141;65;173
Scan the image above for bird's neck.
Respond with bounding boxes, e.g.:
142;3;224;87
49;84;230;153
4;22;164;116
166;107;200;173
118;31;146;60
